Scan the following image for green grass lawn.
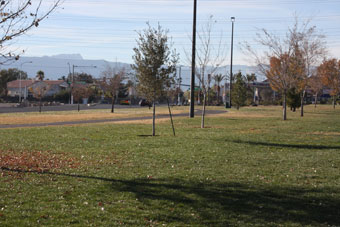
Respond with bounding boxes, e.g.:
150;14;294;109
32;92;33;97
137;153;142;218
0;105;340;226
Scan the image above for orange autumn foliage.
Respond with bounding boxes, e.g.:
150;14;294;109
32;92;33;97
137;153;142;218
266;53;305;92
318;59;340;97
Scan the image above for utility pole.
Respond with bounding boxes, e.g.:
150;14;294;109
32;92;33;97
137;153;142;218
71;65;75;104
178;66;182;105
228;17;235;108
190;0;197;118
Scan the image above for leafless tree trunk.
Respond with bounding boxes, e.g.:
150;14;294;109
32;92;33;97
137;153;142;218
167;99;175;136
301;90;305;117
314;94;318;108
283;89;287;121
152;101;156;136
111;96;115;113
201;93;207;128
184;15;227;125
39;98;42;113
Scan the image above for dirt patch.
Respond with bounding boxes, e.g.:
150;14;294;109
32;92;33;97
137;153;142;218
0;108;188;125
308;131;340;136
0;113;131;125
0;150;79;177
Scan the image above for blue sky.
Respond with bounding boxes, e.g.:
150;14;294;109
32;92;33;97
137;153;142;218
13;0;340;65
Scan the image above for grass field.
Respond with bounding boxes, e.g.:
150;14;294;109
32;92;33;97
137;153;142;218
0;105;340;226
0;107;189;125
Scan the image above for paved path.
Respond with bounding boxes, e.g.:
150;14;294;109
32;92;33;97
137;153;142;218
0;109;226;129
0;104;136;113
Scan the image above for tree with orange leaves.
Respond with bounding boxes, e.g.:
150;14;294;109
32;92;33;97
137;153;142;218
244;17;326;119
266;52;304;120
318;59;340;109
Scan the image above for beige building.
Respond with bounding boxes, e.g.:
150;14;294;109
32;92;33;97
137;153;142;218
7;80;69;100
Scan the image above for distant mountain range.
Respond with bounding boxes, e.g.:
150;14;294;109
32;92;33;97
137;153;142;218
0;54;130;80
0;54;263;87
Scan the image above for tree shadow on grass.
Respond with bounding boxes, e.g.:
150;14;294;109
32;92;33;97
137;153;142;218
138;135;159;137
230;139;340;150
1;167;340;226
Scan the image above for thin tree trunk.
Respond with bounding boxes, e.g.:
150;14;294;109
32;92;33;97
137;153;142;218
39;98;42;113
207;87;210;106
300;90;305;117
167;99;175;136
314;93;317;108
197;89;201;105
78;101;80;112
201;93;207;128
152;101;156;136
111;96;115;113
333;96;336;109
283;89;287;121
217;85;220;105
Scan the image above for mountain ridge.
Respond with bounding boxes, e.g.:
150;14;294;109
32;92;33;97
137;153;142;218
1;55;262;86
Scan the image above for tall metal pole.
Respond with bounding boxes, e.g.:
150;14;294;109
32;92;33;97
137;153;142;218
178;66;182;105
190;0;197;118
71;65;75;104
229;17;235;108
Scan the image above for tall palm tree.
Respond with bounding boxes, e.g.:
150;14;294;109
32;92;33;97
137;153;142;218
36;70;45;81
213;74;225;105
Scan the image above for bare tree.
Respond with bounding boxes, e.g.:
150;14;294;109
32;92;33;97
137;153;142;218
73;85;93;112
0;0;62;63
308;74;323;108
243;17;326;120
100;65;126;113
288;19;327;116
29;81;49;113
185;15;228;128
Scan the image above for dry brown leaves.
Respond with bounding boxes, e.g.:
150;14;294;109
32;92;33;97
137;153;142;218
0;150;79;178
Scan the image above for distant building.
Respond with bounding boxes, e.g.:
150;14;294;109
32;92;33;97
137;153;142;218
7;80;69;100
7;80;35;99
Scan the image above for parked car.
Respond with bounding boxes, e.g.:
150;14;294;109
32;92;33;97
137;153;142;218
120;99;130;105
139;99;151;107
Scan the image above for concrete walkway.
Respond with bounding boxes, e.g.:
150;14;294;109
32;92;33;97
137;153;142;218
0;109;226;129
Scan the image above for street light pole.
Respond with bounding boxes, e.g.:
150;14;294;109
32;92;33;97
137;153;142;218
190;0;197;118
228;17;235;108
71;65;75;104
178;66;182;105
19;61;32;103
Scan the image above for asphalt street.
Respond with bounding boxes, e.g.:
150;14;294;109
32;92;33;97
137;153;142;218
0;104;140;113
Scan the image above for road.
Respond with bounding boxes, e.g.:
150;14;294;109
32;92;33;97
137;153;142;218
0;103;137;113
